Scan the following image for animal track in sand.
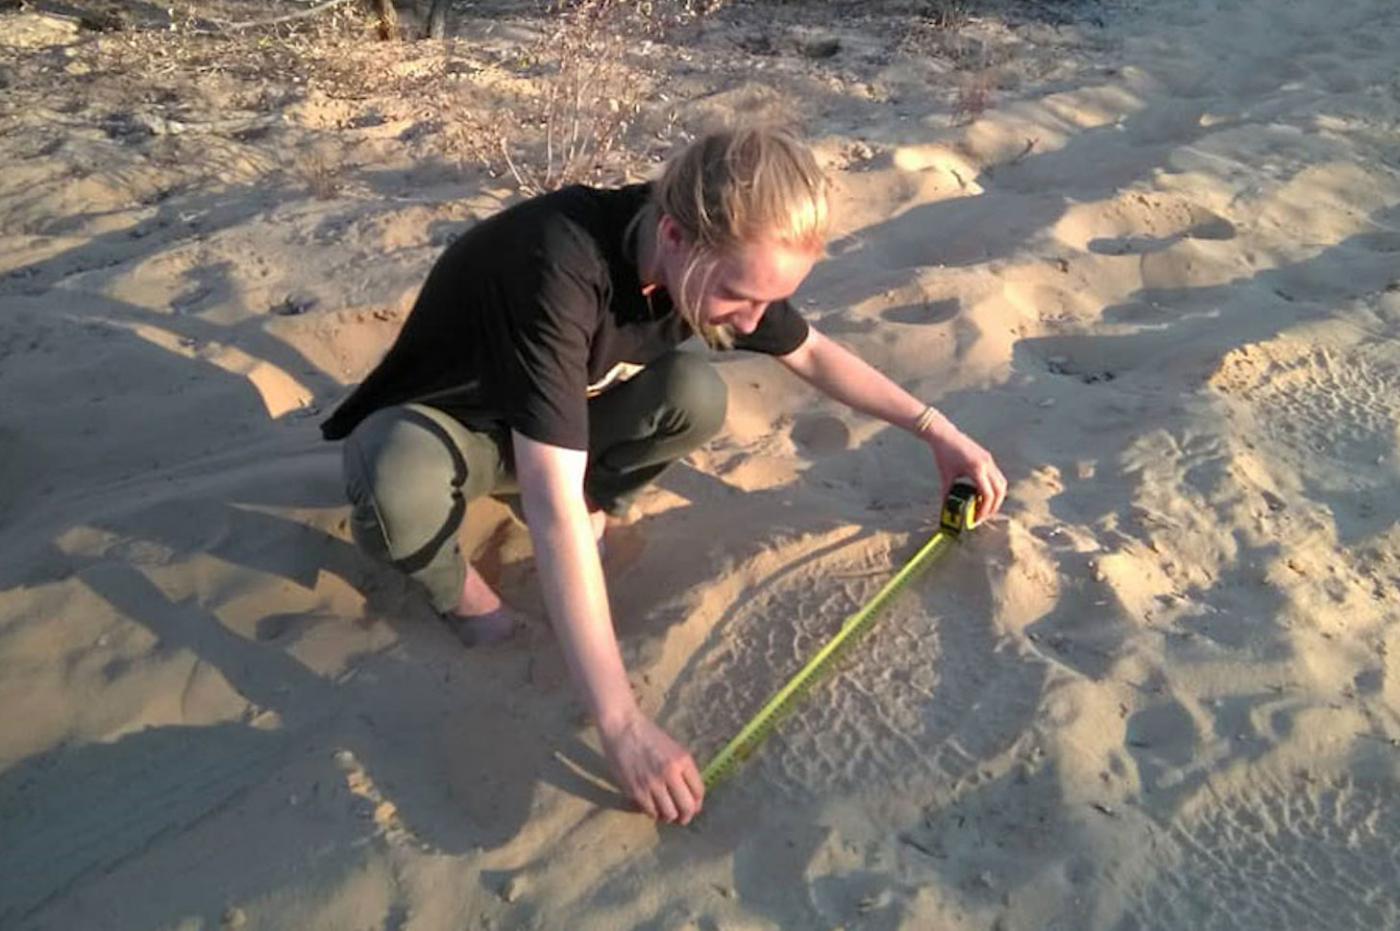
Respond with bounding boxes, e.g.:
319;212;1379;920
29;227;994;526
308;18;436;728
1210;331;1400;549
1117;776;1400;930
666;530;1039;801
1210;338;1400;473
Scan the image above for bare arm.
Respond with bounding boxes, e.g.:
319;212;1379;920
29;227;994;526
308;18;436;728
778;326;1007;519
512;432;631;724
512;430;704;823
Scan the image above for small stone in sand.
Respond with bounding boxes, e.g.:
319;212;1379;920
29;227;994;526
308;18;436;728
272;293;316;316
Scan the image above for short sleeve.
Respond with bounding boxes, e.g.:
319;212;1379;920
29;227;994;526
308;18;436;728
731;299;809;356
502;229;601;450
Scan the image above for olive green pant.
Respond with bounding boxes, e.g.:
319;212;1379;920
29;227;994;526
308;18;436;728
341;351;727;613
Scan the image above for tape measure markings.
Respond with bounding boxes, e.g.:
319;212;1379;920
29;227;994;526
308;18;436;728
700;482;980;791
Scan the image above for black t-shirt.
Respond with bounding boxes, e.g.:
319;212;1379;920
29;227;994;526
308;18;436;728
320;183;809;450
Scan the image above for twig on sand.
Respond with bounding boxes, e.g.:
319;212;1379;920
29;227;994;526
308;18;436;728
898;832;944;858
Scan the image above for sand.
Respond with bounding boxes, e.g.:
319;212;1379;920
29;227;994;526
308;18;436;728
2;0;1398;927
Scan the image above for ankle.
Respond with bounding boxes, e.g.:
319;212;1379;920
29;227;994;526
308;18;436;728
456;565;503;618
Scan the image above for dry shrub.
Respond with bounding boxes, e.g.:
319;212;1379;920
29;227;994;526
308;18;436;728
485;0;671;195
922;0;970;31
898;0;970;58
951;68;994;124
294;148;344;197
894;0;1006;126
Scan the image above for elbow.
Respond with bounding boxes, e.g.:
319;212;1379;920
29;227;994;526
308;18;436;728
519;479;578;522
516;472;588;536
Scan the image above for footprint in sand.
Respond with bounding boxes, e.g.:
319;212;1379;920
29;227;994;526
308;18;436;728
1124;700;1199;784
1056;192;1236;257
1017;331;1148;387
789;413;851;454
880;297;960;326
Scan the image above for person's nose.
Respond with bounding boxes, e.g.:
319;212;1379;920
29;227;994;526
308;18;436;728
733;302;767;335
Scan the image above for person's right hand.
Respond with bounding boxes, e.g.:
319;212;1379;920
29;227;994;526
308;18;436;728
598;707;705;824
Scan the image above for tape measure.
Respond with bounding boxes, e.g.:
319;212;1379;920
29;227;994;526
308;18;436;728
700;480;982;791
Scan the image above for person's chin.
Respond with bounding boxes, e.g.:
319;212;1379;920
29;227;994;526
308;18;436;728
697;321;737;349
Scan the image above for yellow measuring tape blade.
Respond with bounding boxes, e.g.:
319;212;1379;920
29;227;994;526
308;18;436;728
701;485;978;791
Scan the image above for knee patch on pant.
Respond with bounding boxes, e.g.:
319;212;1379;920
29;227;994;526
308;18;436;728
341;407;469;571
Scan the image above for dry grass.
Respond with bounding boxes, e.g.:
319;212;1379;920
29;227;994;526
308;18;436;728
420;0;705;194
893;0;1016;126
485;0;668;194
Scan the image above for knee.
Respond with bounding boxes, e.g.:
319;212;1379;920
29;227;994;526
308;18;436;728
341;407;467;558
653;351;727;441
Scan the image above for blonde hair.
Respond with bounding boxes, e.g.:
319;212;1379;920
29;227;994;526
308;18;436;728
647;126;829;348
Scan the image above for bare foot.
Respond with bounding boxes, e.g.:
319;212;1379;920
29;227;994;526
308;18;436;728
447;565;520;647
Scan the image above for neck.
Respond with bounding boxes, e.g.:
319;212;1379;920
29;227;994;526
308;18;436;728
635;203;662;290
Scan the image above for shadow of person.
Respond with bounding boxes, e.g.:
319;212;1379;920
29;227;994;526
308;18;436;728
0;535;564;928
0;282;577;927
0;722;303;925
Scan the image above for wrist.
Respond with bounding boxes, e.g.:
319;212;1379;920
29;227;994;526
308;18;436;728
595;696;641;738
910;403;955;442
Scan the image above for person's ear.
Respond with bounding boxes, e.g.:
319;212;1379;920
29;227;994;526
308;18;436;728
657;213;689;256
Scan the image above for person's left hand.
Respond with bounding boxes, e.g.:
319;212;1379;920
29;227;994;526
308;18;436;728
926;427;1007;524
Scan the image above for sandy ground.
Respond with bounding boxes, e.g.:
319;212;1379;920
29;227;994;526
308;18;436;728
2;0;1400;927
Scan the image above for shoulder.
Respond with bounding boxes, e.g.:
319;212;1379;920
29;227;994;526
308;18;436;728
536;199;599;268
511;184;645;260
431;184;648;304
